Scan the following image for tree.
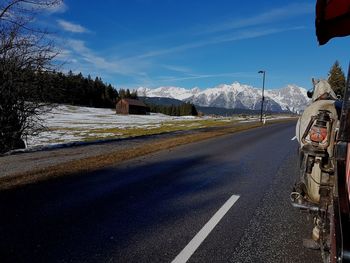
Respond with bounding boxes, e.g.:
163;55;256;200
144;101;198;116
328;60;346;98
0;0;62;153
130;90;138;99
126;89;131;98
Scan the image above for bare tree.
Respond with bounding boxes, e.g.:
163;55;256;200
0;0;62;153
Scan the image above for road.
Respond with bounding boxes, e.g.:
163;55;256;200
0;122;321;263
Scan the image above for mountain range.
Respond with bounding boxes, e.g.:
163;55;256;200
137;82;309;113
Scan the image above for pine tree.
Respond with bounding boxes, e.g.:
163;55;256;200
191;104;198;116
130;90;138;99
328;60;346;98
119;89;126;99
126;89;131;98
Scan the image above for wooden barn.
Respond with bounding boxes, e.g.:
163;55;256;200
116;98;149;115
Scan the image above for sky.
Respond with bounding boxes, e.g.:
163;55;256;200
39;0;350;90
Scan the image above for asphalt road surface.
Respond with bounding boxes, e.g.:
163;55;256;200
0;122;322;263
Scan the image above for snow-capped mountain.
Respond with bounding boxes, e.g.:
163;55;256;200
137;86;200;100
265;85;309;113
137;82;309;113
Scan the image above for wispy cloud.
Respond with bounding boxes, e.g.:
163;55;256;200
62;39;149;78
57;19;89;33
137;26;304;59
200;3;313;34
108;3;311;61
162;65;194;75
157;72;258;82
55;48;72;61
42;1;68;13
67;39;126;72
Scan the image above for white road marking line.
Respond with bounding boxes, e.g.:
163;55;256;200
291;136;296;141
172;195;240;263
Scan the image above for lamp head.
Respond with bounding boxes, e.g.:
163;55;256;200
258;70;265;74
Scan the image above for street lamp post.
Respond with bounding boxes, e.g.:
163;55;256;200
258;70;266;123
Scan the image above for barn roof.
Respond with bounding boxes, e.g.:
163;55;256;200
120;98;148;107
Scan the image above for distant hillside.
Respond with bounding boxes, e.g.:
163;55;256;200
140;96;261;116
139;97;183;106
196;106;261;116
139;97;197;116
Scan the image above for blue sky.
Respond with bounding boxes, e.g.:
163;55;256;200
41;0;350;90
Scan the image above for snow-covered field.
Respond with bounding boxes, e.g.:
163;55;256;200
25;104;293;148
26;105;201;147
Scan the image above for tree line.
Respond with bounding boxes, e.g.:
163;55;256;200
24;70;199;117
146;103;198;116
27;70;138;108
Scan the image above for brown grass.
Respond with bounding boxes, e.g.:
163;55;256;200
0;119;295;190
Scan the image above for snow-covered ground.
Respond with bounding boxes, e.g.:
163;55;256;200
26;105;200;147
43;105;197;129
25;104;293;148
